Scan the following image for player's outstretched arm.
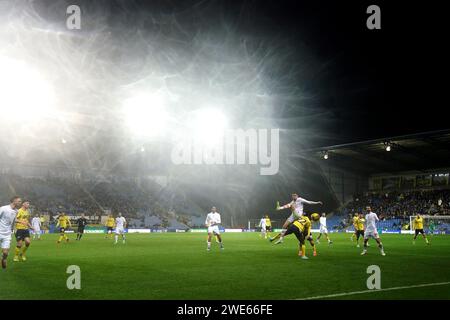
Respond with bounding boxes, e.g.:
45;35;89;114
301;198;323;205
277;201;292;211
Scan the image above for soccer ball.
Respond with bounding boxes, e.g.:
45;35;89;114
311;213;320;221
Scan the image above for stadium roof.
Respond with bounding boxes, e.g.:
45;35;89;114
302;129;450;175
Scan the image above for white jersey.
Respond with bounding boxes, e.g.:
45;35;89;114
116;217;126;229
319;216;327;228
0;205;18;235
259;218;267;228
365;212;379;232
31;217;41;229
284;197;317;218
205;212;221;227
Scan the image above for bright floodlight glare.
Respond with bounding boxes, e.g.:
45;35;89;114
323;152;329;160
191;108;228;146
386;145;391;152
61;138;67;144
0;57;55;120
123;94;168;138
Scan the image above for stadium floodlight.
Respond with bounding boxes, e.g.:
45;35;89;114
0;56;55;121
140;146;145;152
190;108;228;146
122;93;168;138
323;151;329;160
61;138;67;144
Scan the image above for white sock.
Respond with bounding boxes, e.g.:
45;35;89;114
114;235;118;243
207;241;211;249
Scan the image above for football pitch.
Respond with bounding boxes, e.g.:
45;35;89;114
1;232;449;300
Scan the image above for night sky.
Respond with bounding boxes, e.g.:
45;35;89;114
125;0;449;147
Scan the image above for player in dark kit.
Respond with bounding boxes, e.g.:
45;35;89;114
76;213;88;241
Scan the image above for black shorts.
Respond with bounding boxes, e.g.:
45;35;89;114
107;227;113;232
77;227;85;234
415;229;425;235
15;229;30;241
356;230;365;237
284;224;305;243
59;227;66;233
265;226;272;231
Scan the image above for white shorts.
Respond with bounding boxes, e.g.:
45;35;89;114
0;233;12;249
207;225;220;235
364;230;379;239
320;226;328;234
32;228;41;233
115;227;125;234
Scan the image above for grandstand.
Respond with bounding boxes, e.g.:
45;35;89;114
2;130;450;234
301;129;450;233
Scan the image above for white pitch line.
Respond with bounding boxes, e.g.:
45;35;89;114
296;281;450;300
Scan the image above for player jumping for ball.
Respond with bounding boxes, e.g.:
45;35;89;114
270;193;322;244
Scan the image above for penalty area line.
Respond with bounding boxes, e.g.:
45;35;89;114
296;281;450;300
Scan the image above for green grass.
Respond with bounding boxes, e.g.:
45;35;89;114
1;232;450;299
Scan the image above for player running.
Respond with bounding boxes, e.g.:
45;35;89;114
205;206;224;251
412;214;429;245
0;196;21;269
361;206;385;256
316;213;333;245
270;193;322;244
31;214;42;240
114;213;127;244
105;214;115;239
76;213;88;241
14;200;34;262
56;212;72;244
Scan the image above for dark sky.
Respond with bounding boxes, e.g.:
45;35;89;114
122;0;448;147
229;0;449;146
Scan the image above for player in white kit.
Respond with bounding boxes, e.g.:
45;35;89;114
361;206;385;256
205;207;224;251
0;196;22;269
31;214;42;240
270;193;322;244
258;216;267;239
114;213;127;244
316;213;333;244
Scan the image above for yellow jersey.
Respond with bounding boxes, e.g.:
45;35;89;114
57;216;71;228
356;218;365;231
293;216;311;236
265;218;271;227
353;216;359;228
413;217;424;230
15;208;31;230
106;217;115;227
